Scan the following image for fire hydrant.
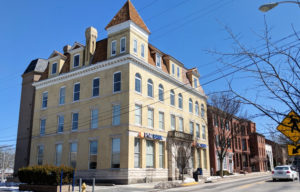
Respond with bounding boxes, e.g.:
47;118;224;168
82;182;86;192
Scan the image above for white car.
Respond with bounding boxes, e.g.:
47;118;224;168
272;165;298;181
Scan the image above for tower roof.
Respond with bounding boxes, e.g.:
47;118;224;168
105;0;150;33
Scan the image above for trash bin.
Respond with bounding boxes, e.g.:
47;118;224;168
193;171;198;182
197;168;203;176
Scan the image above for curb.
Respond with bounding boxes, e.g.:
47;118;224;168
181;182;199;186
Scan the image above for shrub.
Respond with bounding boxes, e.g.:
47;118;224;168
18;165;74;185
216;170;230;176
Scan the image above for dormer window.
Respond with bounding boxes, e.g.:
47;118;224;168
73;55;80;68
156;54;161;68
111;40;116;56
51;63;57;74
133;39;137;53
120;37;126;53
194;78;198;88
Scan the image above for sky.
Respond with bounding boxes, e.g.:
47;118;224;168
0;0;300;148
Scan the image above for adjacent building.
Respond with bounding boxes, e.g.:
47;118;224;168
265;143;274;171
15;0;210;184
266;139;289;166
249;133;267;172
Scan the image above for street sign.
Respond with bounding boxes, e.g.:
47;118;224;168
277;111;300;143
288;144;300;156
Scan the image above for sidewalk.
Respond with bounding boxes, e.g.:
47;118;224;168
73;172;271;192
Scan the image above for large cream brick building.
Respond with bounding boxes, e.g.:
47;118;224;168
15;0;210;184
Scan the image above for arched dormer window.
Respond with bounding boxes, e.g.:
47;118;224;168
189;98;193;113
147;79;153;97
135;73;141;93
178;93;183;109
159;84;164;101
170;90;175;106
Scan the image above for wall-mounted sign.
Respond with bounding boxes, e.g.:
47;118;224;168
139;132;163;140
196;143;207;148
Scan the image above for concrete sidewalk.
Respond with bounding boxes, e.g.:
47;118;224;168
74;172;271;192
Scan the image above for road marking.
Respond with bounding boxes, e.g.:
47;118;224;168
238;180;266;189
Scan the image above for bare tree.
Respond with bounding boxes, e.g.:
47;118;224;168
0;146;15;182
208;92;241;177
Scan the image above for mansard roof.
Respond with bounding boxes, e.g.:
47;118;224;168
23;58;48;75
105;0;150;33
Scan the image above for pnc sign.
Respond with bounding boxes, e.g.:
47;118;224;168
277;111;300;143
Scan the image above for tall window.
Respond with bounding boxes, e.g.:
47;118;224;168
159;84;164;101
202;125;206;140
147;108;154;128
135;73;141;93
195;102;199;116
147;79;153;97
189;121;194;135
178;93;183;109
141;43;145;57
59;87;65;105
196;123;200;138
89;141;98;169
73;55;80;68
170;90;175;106
156;54;161;68
111;40;116;56
113;72;121;93
111;138;120;168
201;104;205;117
70;142;77;168
134;138;140;168
55;144;62;166
177;67;180;78
91;109;98;129
120;37;126;53
189;99;193;113
171;115;176;130
242;139;247;151
92;78;100;97
112;104;121;126
194;78;198;88
52;63;57;74
179;117;183;132
146;140;154;168
72;113;79;131
159;112;164;130
73;83;80;101
42;92;48;109
57;115;64;133
135;104;142;125
40;119;46;135
133;39;137;53
37;145;44;165
159;142;164;168
197;149;201;168
172;63;175;75
203;149;207;169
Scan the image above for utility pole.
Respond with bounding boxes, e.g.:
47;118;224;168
1;152;5;183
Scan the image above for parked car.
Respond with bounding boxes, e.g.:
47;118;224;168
272;165;298;181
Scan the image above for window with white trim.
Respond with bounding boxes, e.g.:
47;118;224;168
134;138;140;168
73;83;80;101
120;37;126;53
201;104;205;117
55;144;62;166
111;138;120;168
194;78;198;88
113;72;121;93
89;140;98;169
189;98;193;113
133;39;137;53
59;87;65;105
159;84;164;101
202;125;206;140
172;63;175;75
177;66;180;78
159;142;164;168
57;115;64;133
135;73;141;93
73;55;80;68
42;92;48;109
170;90;175;106
156;54;161;68
92;78;100;97
171;114;176;130
40;119;46;135
179;117;183;132
146;140;154;168
195;101;199;116
141;43;145;57
189;121;194;135
72;113;79;131
112;104;121;126
135;104;142;126
70;142;77;168
51;63;57;74
147;79;153;97
178;93;183;109
37;145;44;165
111;40;116;56
196;123;200;138
91;109;98;129
147;108;154;128
159;112;164;130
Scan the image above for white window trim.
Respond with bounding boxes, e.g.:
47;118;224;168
141;43;145;58
177;66;180;78
120;37;126;53
147;79;153;98
40;118;46;136
147;107;154;129
92;77;100;98
73;82;80;102
41;91;48;109
171;114;176;130
73;54;80;68
58;86;66;106
51;63;57;75
135;73;142;94
172;63;175;75
156;53;162;68
113;71;122;94
133;39;138;54
135;104;142;126
111;40;117;56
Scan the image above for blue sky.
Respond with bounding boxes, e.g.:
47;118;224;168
1;0;300;147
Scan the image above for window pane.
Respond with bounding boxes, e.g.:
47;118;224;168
59;87;65;105
190;122;194;135
201;104;205;117
134;138;140;168
89;141;98;169
159;142;164;168
195;102;199;116
141;44;145;57
134;40;137;53
135;104;142;125
40;119;46;135
135;74;141;93
37;145;44;165
111;138;120;168
113;72;121;92
72;113;79;131
93;78;100;97
170;90;175;106
189;99;193;113
55;144;62;166
159;85;164;101
159;112;164;130
196;124;200;138
171;115;175;130
91;109;98;129
177;67;180;78
74;55;80;67
172;64;175;75
111;41;116;55
202;125;206;139
146;140;154;168
70;143;77;168
147;80;153;97
156;54;161;67
113;105;120;125
73;83;80;101
120;38;126;53
148;108;154;128
179;117;183;132
178;94;182;109
42;92;48;108
52;63;57;74
58;115;64;133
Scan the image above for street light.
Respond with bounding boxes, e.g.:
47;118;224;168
259;1;300;12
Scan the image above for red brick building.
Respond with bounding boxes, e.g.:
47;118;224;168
249;133;267;172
